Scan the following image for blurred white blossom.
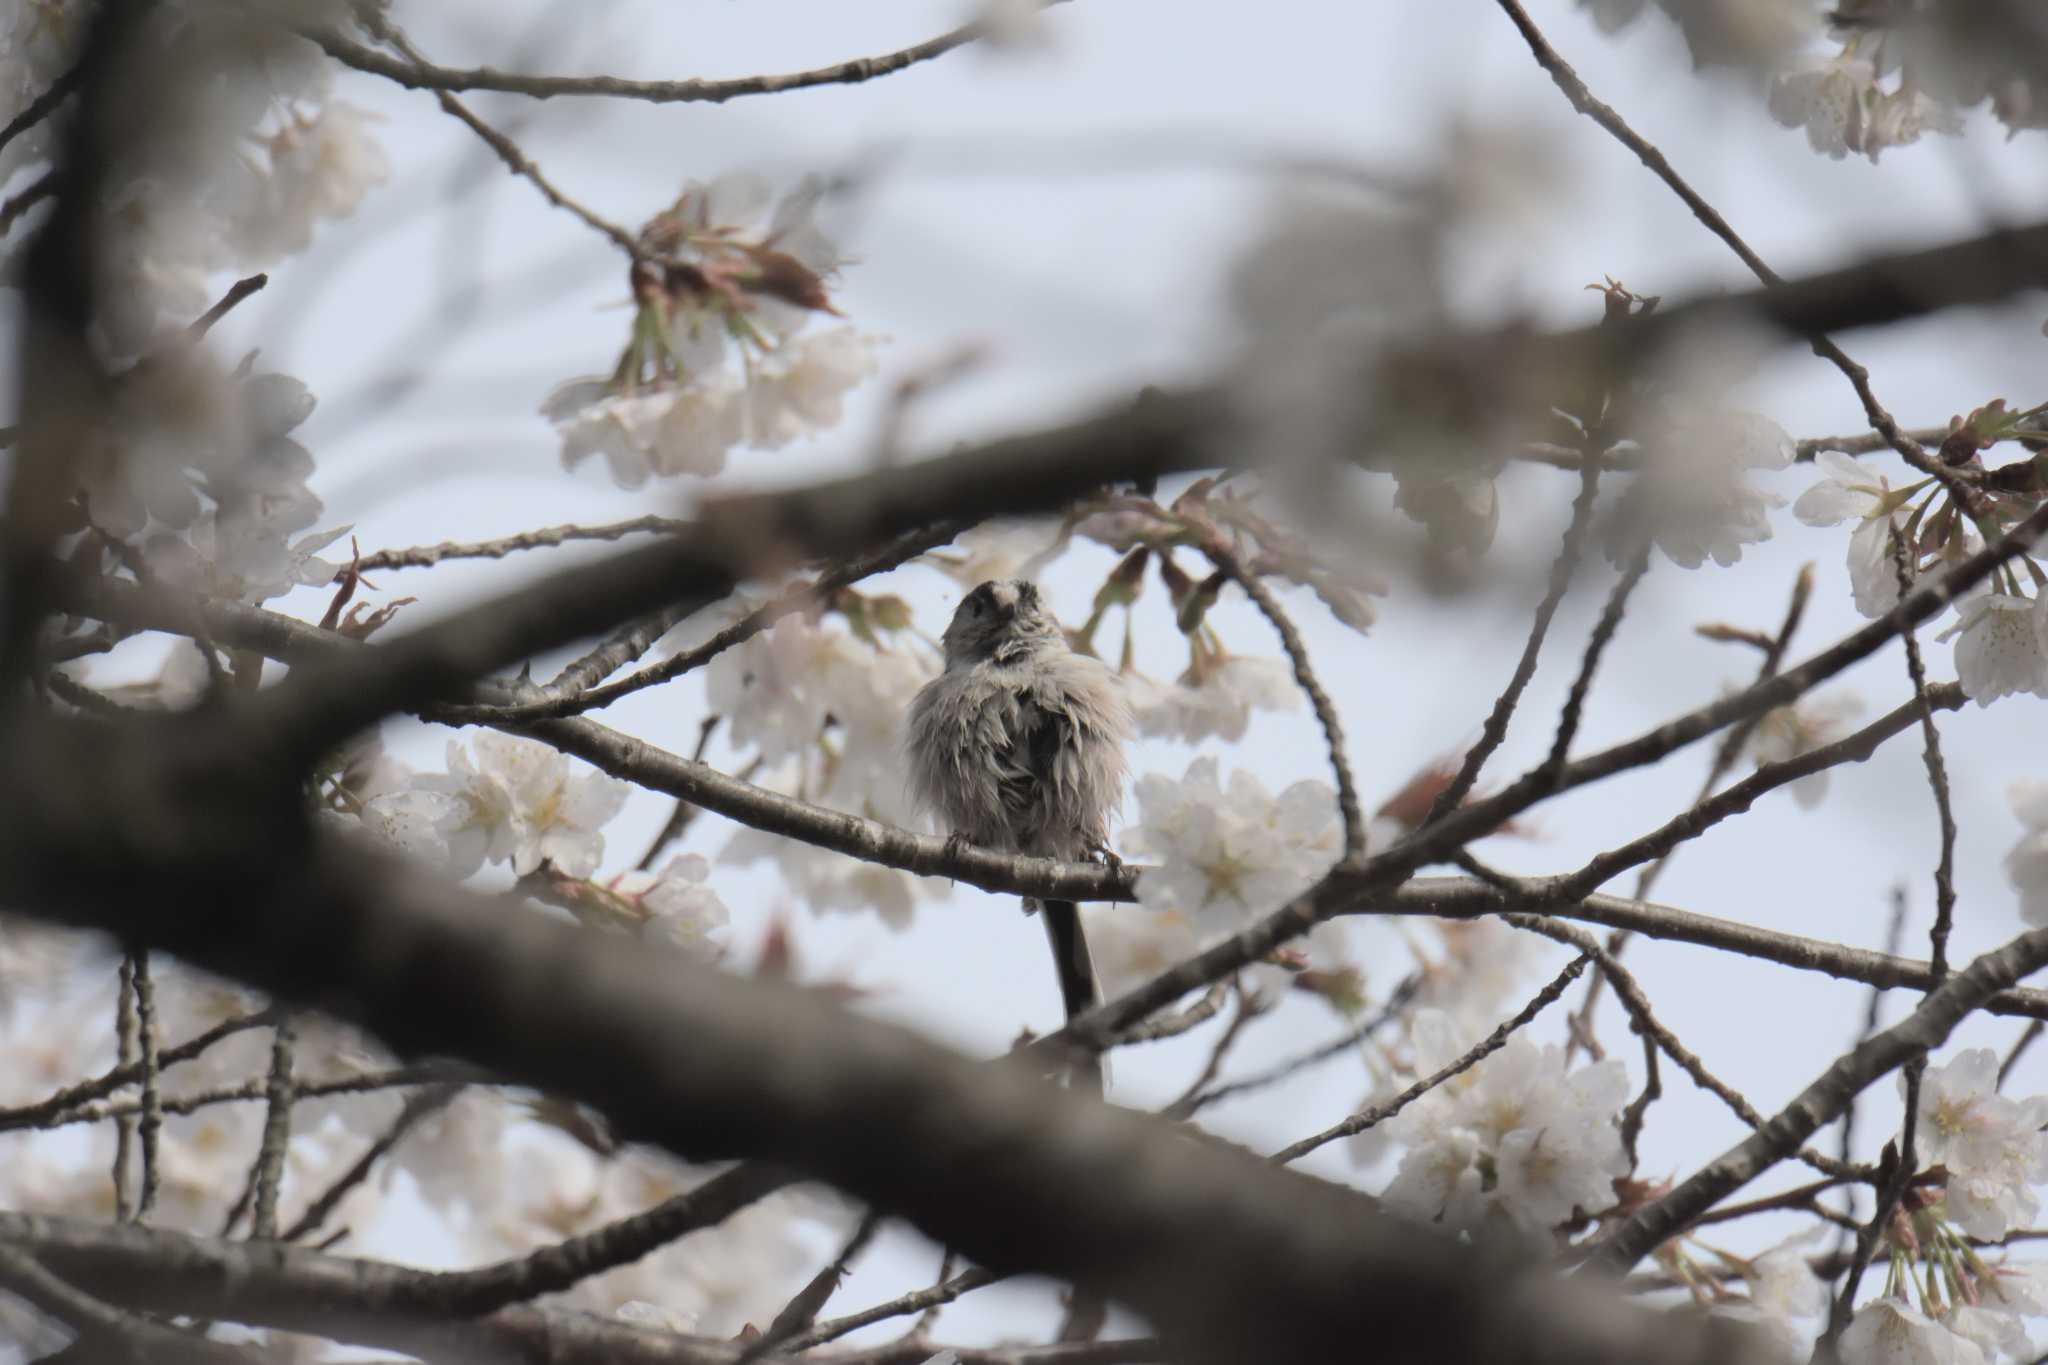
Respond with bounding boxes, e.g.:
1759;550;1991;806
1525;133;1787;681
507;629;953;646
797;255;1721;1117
1842;1297;1987;1365
2008;781;2048;927
1746;691;1866;808
605;855;732;959
1127;654;1300;744
369;733;631;879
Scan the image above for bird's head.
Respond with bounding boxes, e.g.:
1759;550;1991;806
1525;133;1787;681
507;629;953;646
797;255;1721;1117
940;578;1063;667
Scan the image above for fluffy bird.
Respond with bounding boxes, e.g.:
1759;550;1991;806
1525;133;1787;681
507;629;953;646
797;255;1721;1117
906;577;1133;1083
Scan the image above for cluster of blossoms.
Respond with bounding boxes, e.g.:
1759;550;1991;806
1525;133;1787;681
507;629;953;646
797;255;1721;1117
1122;757;1340;933
1791;405;2048;707
2;0;389;352
1362;1009;1630;1240
1820;1050;2048;1363
696;590;944;929
1578;0;2047;159
1111;756;1358;1004
544;174;878;487
61;356;351;631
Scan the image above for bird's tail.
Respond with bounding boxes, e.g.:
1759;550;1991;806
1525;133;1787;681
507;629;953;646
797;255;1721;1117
1040;899;1103;1096
1040;897;1110;1341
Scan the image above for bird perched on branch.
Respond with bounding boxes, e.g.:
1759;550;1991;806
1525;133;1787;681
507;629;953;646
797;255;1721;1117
906;577;1133;1090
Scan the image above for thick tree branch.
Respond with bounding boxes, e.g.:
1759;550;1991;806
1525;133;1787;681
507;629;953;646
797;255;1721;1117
0;821;1779;1365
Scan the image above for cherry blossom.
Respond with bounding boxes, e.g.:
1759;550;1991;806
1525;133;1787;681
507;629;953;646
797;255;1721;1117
1939;594;2048;707
546;173;878;486
1627;408;1794;570
604;855;732;959
1746;691;1866;808
2007;781;2048;927
1127;654;1300;744
1841;1297;1987;1365
1794;451;1921;617
1377;1011;1628;1237
1911;1049;2048;1240
1123;757;1339;932
370;733;631;880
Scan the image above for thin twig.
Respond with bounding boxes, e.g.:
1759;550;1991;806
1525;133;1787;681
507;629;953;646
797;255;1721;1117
1837;886;1911;1231
1175;976;1416;1116
248;1016;297;1240
1489;0;1981;515
128;952;163;1225
1268;952;1591;1165
635;716;723;871
1892;533;1959;984
357;516;690;571
1543;550;1650;779
0;168;57;237
0;1006;279;1133
111;956;136;1222
1197;533;1363;859
0;58;82;160
43;1065;470;1133
359;15;639;255
735;1209;884;1364
284;1084;461;1245
1503;910;1858;1181
1110;979;1229;1046
1160;990;1264;1121
1566;564;1812;1060
1425;439;1605;825
2000;1020;2045;1091
788;1267;1002;1351
1588;928;2048;1274
185;274;268;341
307;2;1065;106
465;518;971;723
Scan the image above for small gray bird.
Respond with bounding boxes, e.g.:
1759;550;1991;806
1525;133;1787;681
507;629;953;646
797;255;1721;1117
906;578;1133;1083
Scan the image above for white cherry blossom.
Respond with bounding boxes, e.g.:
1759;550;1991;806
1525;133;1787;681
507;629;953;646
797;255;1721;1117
1377;1011;1628;1236
1939;594;2048;707
376;733;631;879
1794;451;1917;617
1127;654;1300;744
1747;691;1866;808
1912;1049;2048;1240
605;855;732;959
1123;758;1339;932
1840;1297;1987;1365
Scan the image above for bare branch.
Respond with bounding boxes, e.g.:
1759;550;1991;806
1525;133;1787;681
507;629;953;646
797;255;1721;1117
1195;532;1364;859
1587;928;2048;1273
248;1016;297;1240
1268;952;1590;1164
306;3;1067;107
1427;439;1606;824
1487;0;1986;513
357;516;691;571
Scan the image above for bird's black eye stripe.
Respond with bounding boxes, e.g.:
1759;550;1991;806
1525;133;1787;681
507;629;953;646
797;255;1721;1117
1017;581;1039;604
967;583;997;611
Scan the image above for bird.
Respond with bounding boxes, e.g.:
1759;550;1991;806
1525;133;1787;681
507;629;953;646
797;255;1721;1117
905;577;1133;1089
